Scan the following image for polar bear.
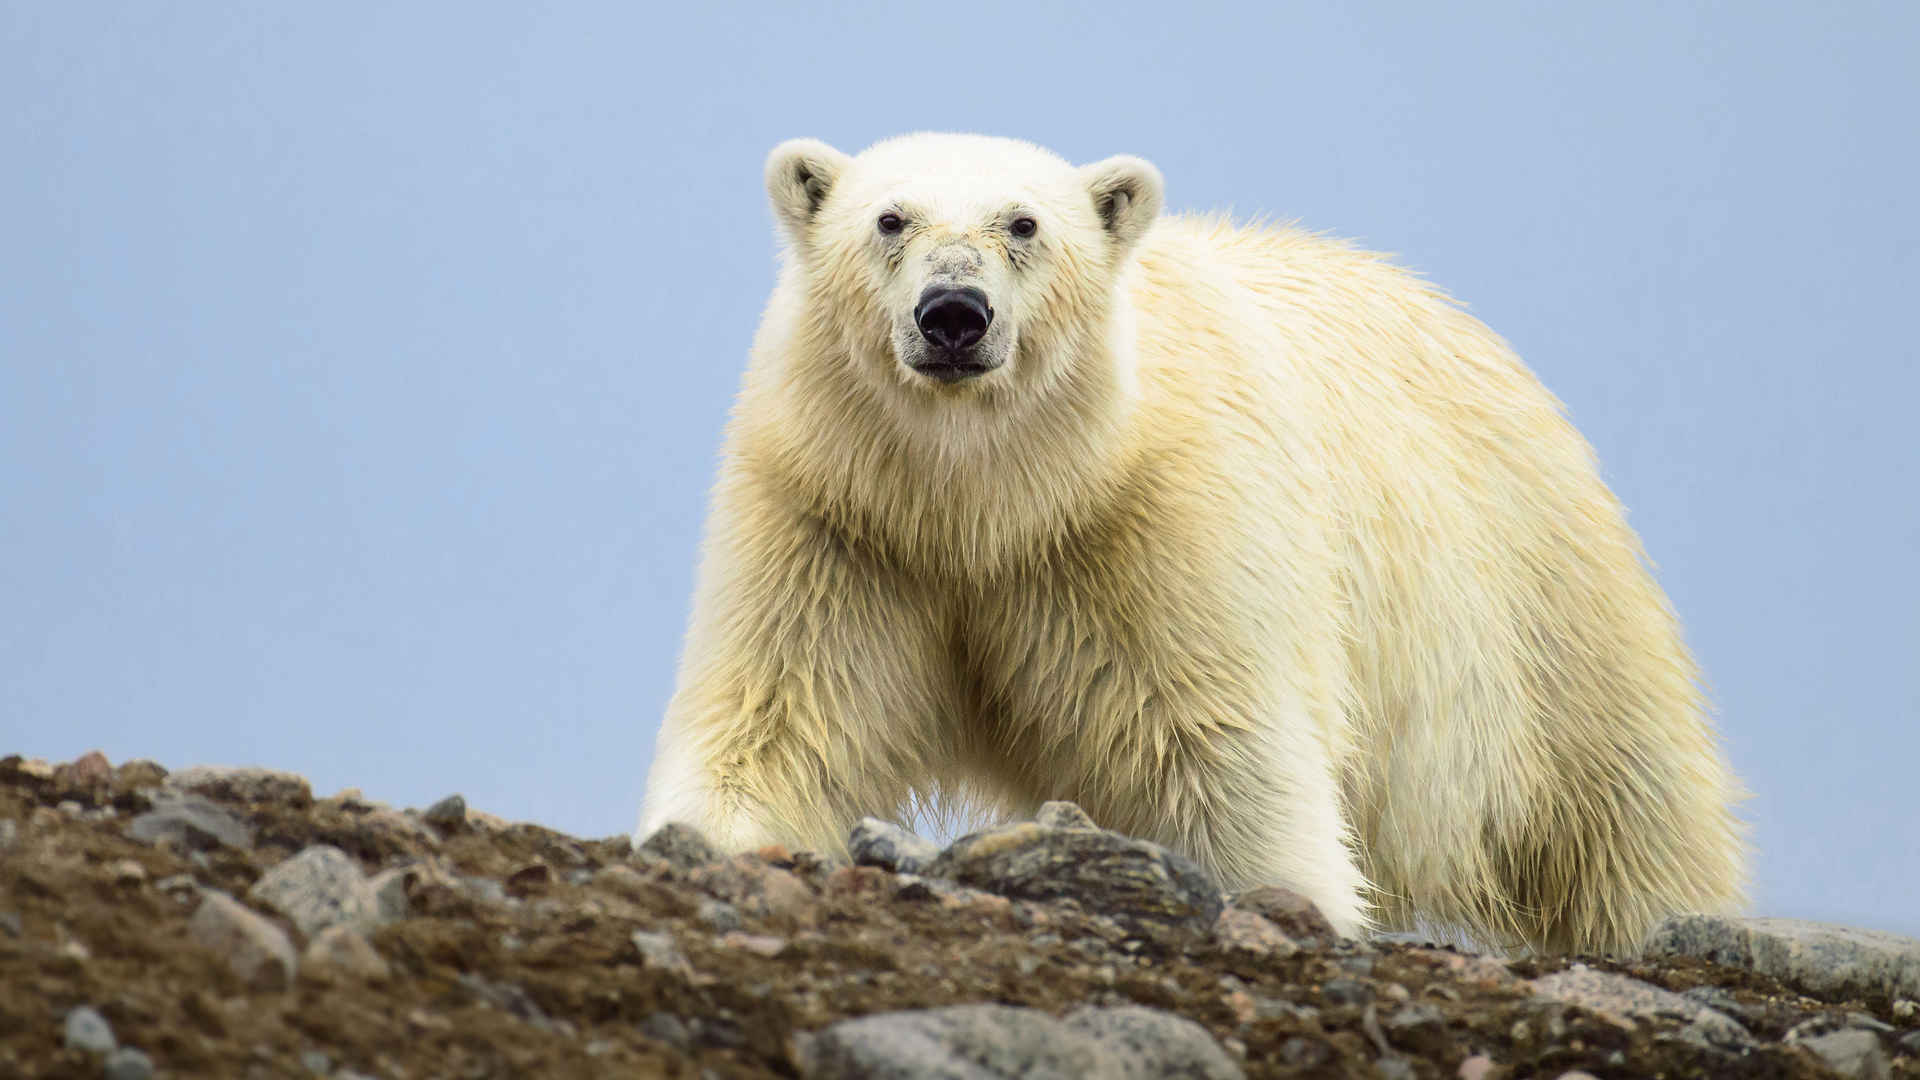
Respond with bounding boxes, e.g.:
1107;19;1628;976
638;133;1747;953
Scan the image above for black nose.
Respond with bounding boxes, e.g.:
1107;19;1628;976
914;287;993;353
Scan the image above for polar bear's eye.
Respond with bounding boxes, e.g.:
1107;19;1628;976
1010;216;1038;239
877;212;904;235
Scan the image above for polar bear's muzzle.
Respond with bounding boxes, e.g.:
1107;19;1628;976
908;285;997;382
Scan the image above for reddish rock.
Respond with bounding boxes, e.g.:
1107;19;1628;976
1211;907;1300;959
1230;886;1337;947
825;865;893;900
720;931;789;958
55;750;113;789
693;855;817;923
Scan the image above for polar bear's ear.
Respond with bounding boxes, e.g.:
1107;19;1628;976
1080;155;1164;250
765;138;851;241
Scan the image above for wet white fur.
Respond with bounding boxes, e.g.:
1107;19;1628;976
639;133;1747;953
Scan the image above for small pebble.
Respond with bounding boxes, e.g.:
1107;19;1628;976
102;1047;154;1080
107;859;147;886
696;898;742;932
63;1005;117;1054
1457;1055;1495;1080
638;1011;694;1052
0;911;21;938
300;1049;332;1074
631;930;693;976
1034;801;1100;830
720;931;788;957
1322;977;1372;1006
635;822;721;871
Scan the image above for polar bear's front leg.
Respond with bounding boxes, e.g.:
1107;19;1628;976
1190;727;1376;941
637;490;954;857
1058;704;1375;939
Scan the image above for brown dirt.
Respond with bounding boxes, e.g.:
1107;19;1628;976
0;752;1910;1079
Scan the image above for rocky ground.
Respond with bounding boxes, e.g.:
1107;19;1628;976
2;752;1916;1079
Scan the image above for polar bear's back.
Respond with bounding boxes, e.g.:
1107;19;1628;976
1129;217;1746;951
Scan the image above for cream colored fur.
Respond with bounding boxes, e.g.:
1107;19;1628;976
638;133;1747;953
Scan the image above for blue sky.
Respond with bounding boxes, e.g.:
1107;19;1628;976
3;3;1914;935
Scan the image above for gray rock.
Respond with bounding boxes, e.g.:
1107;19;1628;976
795;1003;1243;1079
166;765;311;804
300;1049;332;1074
247;845;381;937
925;822;1223;933
1034;801;1099;830
367;866;413;923
696;898;743;932
1645;915;1920;1004
0;818;16;851
1679;984;1757;1022
631;930;693;977
1061;1005;1244;1078
103;1046;155;1080
461;875;508;905
638;1011;694;1052
456;972;551;1030
422;793;467;830
1899;1029;1920;1054
1382;1003;1447;1037
188;890;298;990
1322;978;1372;1007
635;822;722;871
126;792;252;851
1531;965;1749;1049
63;1005;117;1054
1800;1029;1889;1080
1848;1013;1896;1034
1374;1057;1417;1080
795;1004;1110;1079
0;911;20;937
849;818;941;874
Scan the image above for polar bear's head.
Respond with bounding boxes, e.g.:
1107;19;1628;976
764;134;1162;396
